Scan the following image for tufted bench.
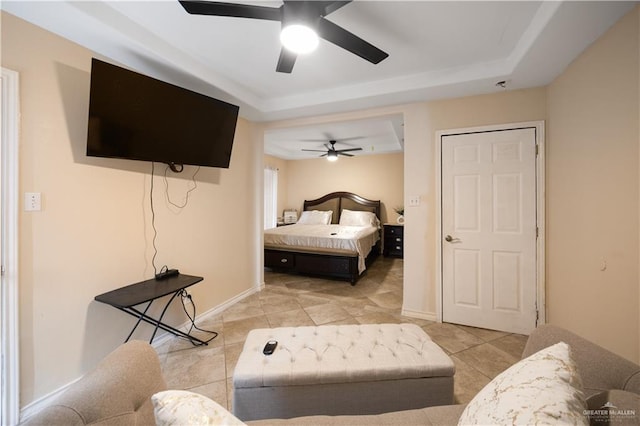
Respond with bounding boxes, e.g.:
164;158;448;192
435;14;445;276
232;323;455;421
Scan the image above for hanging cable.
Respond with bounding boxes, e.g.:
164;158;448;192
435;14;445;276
150;162;160;275
179;289;218;345
164;165;200;209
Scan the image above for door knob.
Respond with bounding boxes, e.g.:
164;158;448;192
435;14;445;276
445;235;453;242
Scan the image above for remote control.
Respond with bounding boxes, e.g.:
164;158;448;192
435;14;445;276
263;340;278;355
155;269;179;280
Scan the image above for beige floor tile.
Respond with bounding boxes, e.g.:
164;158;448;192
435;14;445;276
455;324;510;342
355;311;399;324
335;297;379;316
450;354;492;404
266;308;315;328
162;345;226;390
422;323;485;354
224;342;244;379
260;293;303;314
489;333;528;359
222;300;265;323
226;377;234;413
223;315;270;345
367;291;403;309
454;343;519;379
304;303;352;325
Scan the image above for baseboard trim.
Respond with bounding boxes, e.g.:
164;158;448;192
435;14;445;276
19;283;263;423
19;376;82;423
401;308;437;322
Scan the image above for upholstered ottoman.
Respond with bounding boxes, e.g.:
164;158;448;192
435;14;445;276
232;323;455;421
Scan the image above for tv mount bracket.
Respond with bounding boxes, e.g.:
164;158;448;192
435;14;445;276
167;162;184;173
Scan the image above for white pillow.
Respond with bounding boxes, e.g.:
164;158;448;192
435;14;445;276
297;210;332;225
339;209;379;227
152;390;246;426
458;342;588;426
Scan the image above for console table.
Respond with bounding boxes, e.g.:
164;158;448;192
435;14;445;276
95;274;210;345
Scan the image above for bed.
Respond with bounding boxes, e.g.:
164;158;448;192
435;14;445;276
264;192;381;285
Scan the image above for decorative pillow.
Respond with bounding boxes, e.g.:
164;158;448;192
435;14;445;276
152;390;246;425
339;209;379;227
458;342;588;426
297;210;332;225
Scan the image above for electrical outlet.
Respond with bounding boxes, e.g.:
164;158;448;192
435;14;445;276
25;192;42;211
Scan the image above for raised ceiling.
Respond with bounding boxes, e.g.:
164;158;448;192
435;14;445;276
2;1;635;159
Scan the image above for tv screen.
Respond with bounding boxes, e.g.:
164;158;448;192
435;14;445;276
87;58;239;169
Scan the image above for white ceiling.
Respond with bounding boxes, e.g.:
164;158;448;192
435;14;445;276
2;1;635;160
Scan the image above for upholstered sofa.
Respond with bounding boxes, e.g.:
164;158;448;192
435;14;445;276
21;325;640;425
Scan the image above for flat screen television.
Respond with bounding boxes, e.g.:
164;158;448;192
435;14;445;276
86;58;239;169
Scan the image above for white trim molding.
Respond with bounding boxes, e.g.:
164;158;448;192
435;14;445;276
1;67;21;426
435;121;546;329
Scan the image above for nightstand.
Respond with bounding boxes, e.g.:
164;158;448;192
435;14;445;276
383;224;404;258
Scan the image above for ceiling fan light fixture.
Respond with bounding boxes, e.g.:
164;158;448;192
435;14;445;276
280;24;319;54
327;151;338;161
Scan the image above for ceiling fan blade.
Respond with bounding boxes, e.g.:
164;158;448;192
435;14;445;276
338;152;354;157
178;1;282;21
276;48;297;73
336;147;363;153
335;136;365;142
317;17;389;64
301;149;327;152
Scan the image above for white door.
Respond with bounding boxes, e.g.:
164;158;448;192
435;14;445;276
441;128;537;334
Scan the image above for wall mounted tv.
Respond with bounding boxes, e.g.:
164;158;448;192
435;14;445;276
87;58;239;170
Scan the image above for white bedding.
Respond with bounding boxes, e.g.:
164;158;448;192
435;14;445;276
264;224;380;273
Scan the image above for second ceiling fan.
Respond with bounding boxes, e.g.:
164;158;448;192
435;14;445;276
178;0;389;73
303;140;362;161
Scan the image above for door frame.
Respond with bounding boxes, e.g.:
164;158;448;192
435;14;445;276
1;67;20;425
435;121;546;330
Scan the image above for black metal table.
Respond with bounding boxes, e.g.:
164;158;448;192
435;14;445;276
95;274;208;345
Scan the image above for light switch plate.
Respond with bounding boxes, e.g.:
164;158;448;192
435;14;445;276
408;196;420;207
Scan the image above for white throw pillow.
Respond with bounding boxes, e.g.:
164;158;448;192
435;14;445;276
458;342;588;426
297;210;332;225
152;390;246;426
339;209;378;227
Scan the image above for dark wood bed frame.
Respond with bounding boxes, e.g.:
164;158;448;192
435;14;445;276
264;191;381;285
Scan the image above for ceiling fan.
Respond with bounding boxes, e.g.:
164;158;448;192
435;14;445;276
178;1;389;73
302;139;362;161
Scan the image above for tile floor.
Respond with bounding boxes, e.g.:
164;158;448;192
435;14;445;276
155;257;528;412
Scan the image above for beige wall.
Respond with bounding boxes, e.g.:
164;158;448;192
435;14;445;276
282;153;404;224
546;7;639;362
2;12;262;406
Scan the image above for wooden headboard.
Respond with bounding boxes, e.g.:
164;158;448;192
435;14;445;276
303;192;381;224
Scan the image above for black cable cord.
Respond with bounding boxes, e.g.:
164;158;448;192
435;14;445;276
150;162;159;276
179;289;218;346
164;165;200;209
